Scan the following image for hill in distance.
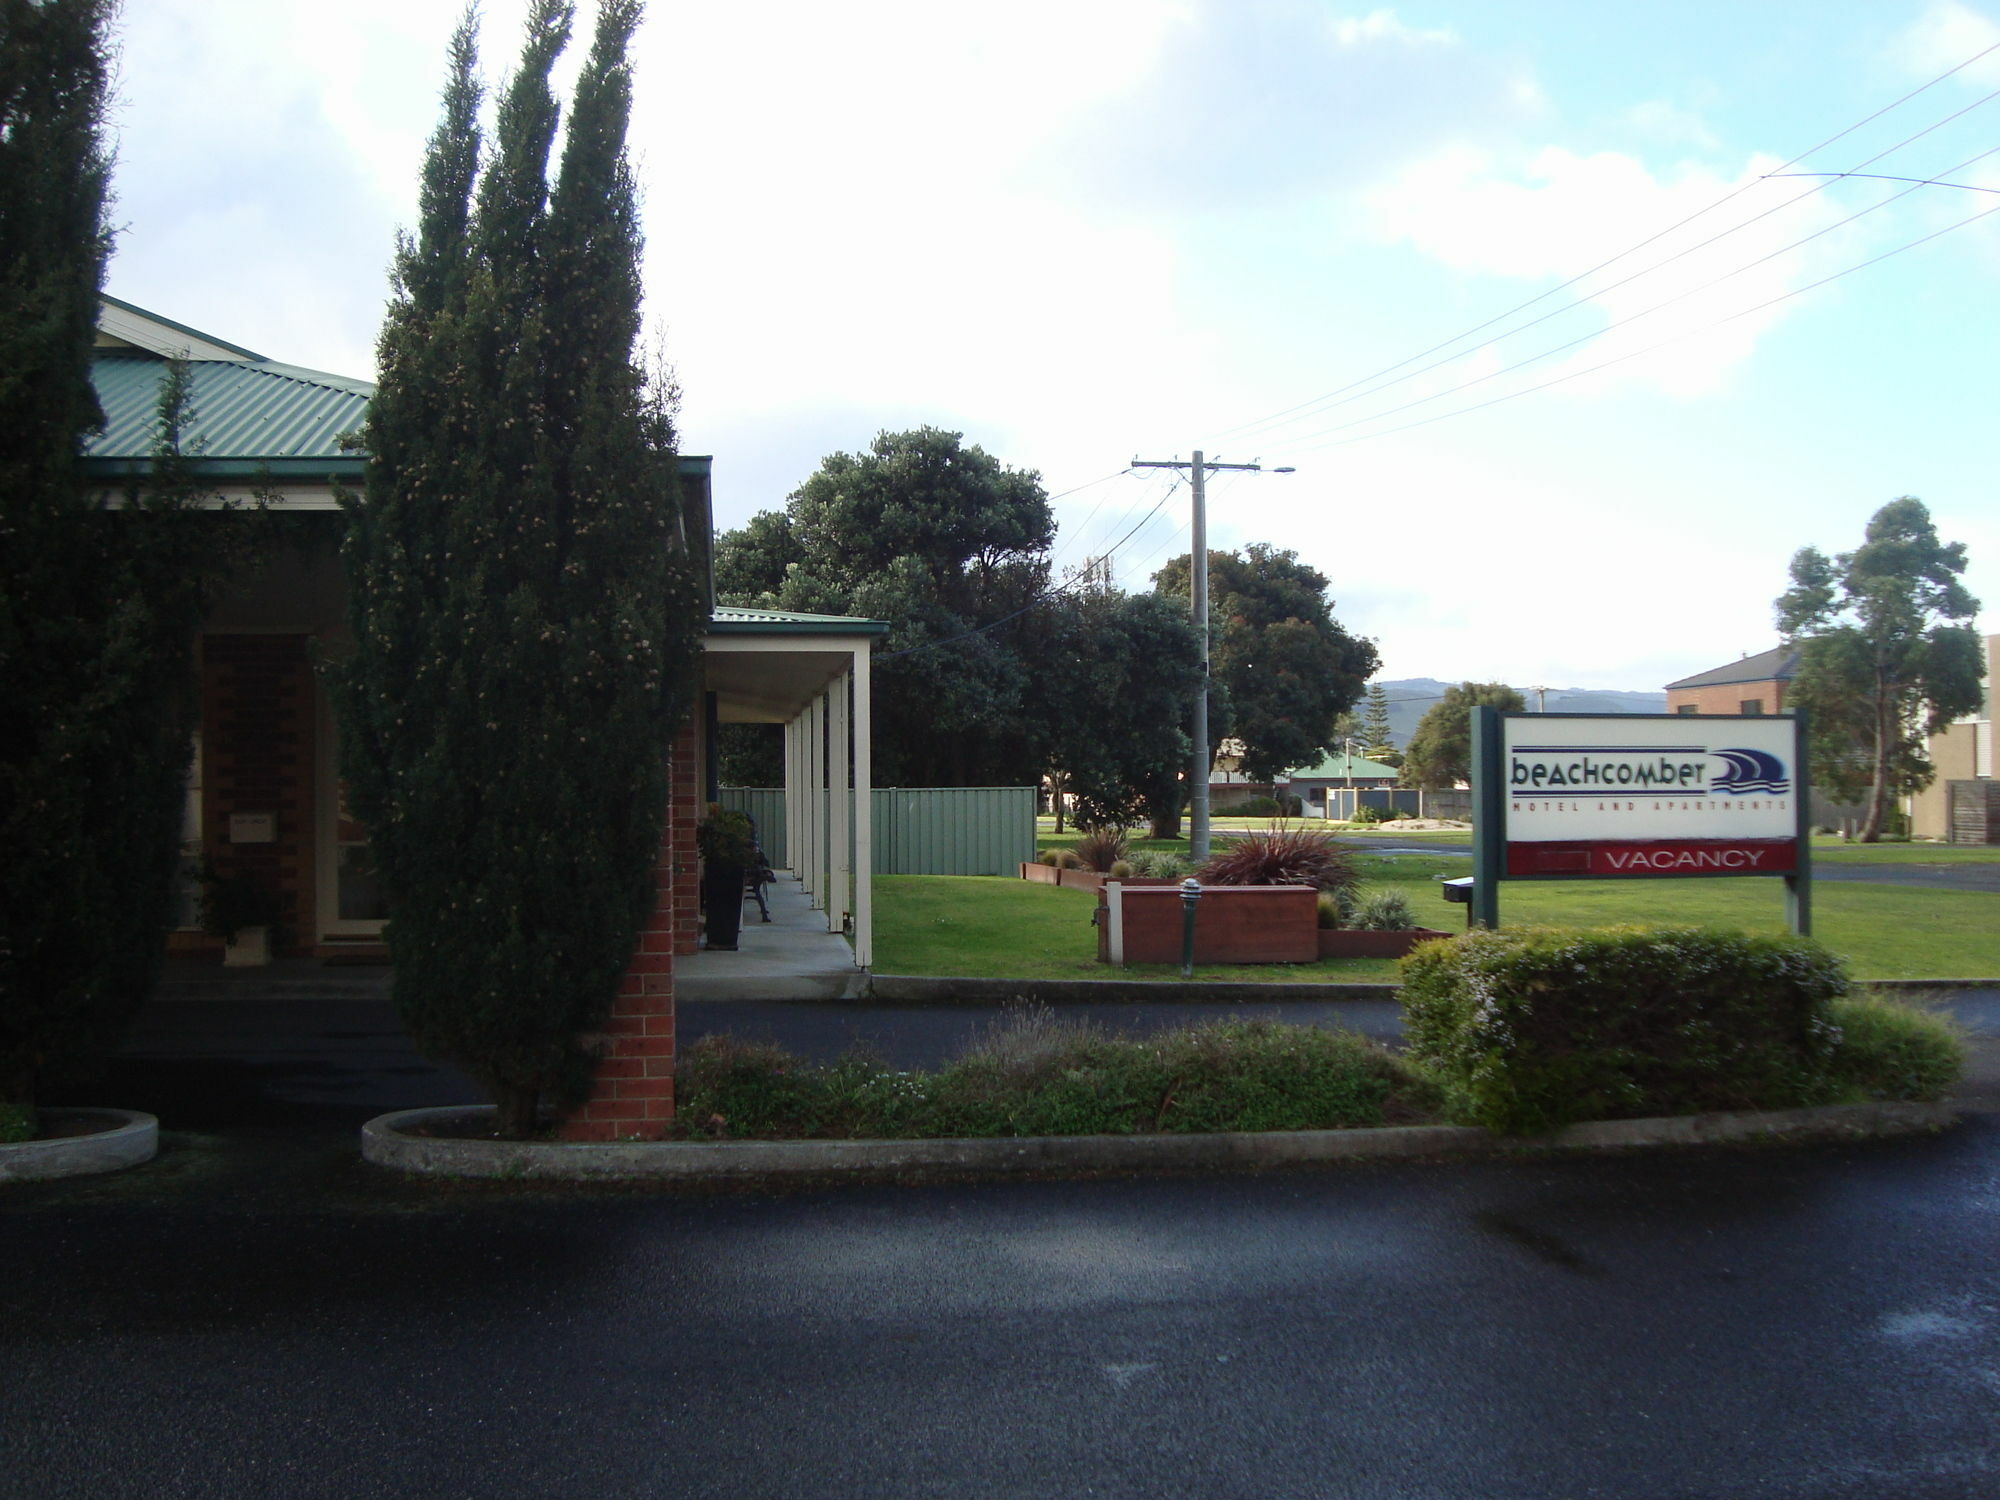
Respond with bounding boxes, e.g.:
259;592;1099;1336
1368;679;1668;748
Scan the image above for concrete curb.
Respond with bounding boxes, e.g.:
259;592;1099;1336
361;1100;1960;1183
856;975;1997;1005
0;1109;159;1184
862;974;1400;1004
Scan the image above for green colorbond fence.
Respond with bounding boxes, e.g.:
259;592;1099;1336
718;787;1035;876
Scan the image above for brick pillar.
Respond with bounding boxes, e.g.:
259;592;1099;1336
557;723;697;1142
670;720;701;956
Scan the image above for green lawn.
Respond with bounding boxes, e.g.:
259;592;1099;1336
873;861;2000;984
1810;839;2000;863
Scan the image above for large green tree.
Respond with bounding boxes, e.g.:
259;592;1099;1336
0;0;253;1120
1398;682;1527;790
331;0;704;1136
1152;544;1378;784
1775;497;1982;842
1037;588;1203;831
716;427;1055;786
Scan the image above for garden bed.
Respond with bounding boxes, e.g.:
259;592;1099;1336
1316;927;1453;960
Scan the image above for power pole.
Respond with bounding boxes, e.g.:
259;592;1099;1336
1129;451;1292;863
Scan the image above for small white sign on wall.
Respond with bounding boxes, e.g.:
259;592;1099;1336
228;811;276;844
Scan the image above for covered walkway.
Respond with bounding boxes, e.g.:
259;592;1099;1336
673;874;864;1001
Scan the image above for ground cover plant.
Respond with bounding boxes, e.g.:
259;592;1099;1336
675;1009;1436;1140
1398;927;1964;1135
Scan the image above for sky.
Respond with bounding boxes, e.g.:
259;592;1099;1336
104;0;2000;692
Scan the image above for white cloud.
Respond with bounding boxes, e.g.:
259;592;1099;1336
1329;9;1458;48
1894;1;2000;86
1624;100;1720;151
1359;144;1869;403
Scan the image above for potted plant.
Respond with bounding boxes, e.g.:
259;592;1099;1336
696;807;757;952
199;863;284;967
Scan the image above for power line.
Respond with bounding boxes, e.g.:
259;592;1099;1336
1278;141;2000;447
1204;37;2000;448
1290;193;2000;454
1228;88;2000;447
1766;170;2000;195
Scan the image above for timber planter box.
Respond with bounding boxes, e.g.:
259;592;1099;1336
1316;927;1452;960
1097;883;1318;966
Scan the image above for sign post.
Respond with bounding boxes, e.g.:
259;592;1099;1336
1468;706;1812;934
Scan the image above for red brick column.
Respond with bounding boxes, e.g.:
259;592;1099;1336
670;720;701;956
557;724;697;1142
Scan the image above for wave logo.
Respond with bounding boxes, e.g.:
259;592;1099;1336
1712;747;1789;795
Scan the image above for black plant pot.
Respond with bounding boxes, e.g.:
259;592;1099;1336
701;863;747;951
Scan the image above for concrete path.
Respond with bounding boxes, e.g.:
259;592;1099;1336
673;873;863;1002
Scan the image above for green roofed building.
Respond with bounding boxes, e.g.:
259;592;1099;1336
91;298;886;973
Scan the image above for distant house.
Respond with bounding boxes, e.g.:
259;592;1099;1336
1911;633;1999;842
1663;646;1799;716
1282;751;1399;820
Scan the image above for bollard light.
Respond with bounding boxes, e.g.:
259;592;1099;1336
1180;877;1202;978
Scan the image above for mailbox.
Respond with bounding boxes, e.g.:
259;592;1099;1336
1440;876;1474;904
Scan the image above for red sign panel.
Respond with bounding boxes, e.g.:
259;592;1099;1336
1505;839;1799;878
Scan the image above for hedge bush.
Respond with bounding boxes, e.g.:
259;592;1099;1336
1399;926;1852;1134
675;1014;1434;1140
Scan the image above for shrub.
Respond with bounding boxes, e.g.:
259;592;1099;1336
1350;889;1416;931
1822;993;1965;1103
0;1102;33;1144
1131;850;1192;880
1197;829;1359;893
1316;890;1355;929
1037;848;1061;867
1232;795;1282;817
1398;926;1851;1134
1108;860;1135;879
1344;804;1408;828
1074;826;1131;872
673;1009;1437;1140
1052;848;1085;871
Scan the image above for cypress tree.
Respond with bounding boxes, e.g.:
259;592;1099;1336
332;1;703;1137
1;1;249;1119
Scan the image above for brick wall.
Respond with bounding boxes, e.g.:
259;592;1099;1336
671;720;700;956
197;635;316;956
1665;678;1787;716
557;723;696;1141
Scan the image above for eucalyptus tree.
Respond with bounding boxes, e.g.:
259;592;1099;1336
1776;497;1981;842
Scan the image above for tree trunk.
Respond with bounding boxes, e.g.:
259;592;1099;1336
1860;675;1894;842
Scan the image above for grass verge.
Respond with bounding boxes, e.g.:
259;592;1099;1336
873;864;2000;982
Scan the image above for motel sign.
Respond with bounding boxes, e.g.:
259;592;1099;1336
1469;709;1812;934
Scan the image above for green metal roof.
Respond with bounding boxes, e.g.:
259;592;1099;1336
85;350;371;475
1284;750;1400;782
709;606;891;636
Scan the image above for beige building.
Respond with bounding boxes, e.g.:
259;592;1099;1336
1911;633;1999;842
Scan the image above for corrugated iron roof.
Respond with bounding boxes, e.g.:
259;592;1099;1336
709;606;891;636
87;351;372;463
1283;750;1400;782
